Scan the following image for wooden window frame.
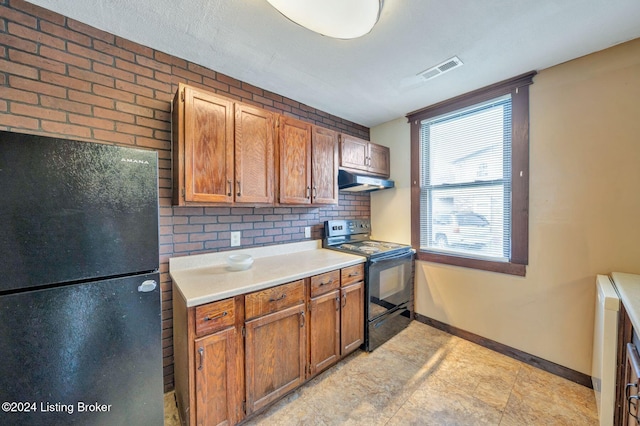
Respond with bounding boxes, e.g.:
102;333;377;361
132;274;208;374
407;72;536;276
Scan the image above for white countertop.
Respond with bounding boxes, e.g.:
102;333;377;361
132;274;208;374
169;240;366;307
613;272;640;331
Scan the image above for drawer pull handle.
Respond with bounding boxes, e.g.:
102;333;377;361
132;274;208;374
319;279;333;287
269;294;287;303
198;347;204;371
204;311;228;322
349;271;360;277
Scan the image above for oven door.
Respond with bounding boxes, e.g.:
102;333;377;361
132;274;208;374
367;251;414;321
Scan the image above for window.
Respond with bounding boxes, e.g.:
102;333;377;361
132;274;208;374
407;72;535;276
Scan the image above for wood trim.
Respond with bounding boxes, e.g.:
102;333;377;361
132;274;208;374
410;119;421;251
416;252;526;276
406;71;537;122
409;72;535;276
414;313;593;388
510;84;530;265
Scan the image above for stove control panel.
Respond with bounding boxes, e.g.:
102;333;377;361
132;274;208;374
325;219;371;238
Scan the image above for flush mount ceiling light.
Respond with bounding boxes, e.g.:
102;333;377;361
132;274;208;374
266;0;383;39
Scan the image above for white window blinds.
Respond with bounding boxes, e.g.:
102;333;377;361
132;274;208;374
419;95;511;261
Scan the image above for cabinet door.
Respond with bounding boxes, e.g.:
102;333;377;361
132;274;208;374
309;290;340;377
235;103;275;204
341;281;364;356
311;126;339;205
184;86;234;203
624;343;640;426
279;116;312;204
339;134;368;172
245;303;306;414
368;143;390;177
194;327;244;426
617;305;635;426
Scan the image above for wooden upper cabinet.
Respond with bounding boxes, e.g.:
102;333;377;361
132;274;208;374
235;103;275;204
340;134;390;178
172;83;276;206
368;143;390;177
339;134;369;173
180;84;235;204
278;116;312;204
311;126;339;205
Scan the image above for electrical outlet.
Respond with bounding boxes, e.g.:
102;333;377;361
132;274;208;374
230;231;241;247
304;226;311;238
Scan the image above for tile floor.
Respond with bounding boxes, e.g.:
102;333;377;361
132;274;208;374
164;321;598;425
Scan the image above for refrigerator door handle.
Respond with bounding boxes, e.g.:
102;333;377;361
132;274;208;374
138;280;157;293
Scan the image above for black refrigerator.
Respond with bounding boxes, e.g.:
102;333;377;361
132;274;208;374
0;131;164;425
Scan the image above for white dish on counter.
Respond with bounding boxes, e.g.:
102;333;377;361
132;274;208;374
227;254;254;271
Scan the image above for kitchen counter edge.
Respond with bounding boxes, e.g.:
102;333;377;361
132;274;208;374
613;272;640;332
169;240;366;307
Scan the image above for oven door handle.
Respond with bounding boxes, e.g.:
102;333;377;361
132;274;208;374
369;250;414;264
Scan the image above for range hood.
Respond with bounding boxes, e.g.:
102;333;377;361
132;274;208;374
338;170;395;192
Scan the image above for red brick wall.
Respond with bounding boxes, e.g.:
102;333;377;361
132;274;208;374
0;0;371;392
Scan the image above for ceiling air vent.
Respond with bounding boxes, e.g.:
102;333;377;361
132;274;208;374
418;56;463;81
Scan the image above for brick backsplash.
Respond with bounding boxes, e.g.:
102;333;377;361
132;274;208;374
0;0;371;392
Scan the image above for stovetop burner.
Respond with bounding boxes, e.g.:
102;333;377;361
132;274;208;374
339;243;381;254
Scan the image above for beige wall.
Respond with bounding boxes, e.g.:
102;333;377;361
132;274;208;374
370;38;640;375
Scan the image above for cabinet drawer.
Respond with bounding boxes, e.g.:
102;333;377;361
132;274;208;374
245;280;305;320
341;264;364;287
195;298;236;336
310;270;340;297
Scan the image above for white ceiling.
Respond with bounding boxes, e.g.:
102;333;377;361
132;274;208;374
28;0;640;128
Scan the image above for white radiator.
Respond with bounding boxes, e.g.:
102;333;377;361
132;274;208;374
592;274;620;426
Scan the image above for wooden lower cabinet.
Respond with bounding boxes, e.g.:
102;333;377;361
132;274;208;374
624;343;640;425
173;294;245;426
245;303;307;414
341;281;365;355
173;264;365;426
617;304;636;425
194;328;244;426
309;289;341;377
